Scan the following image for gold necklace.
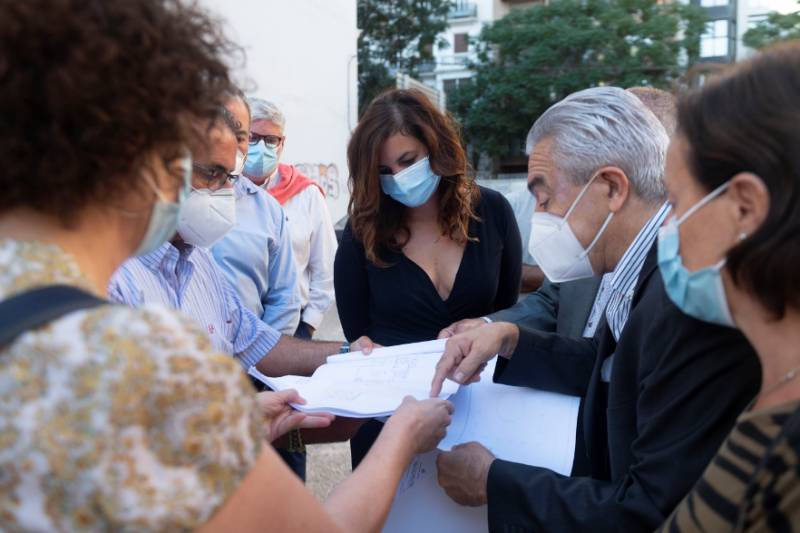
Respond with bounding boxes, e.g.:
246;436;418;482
761;365;800;398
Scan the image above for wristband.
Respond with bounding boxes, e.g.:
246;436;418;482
340;342;351;354
287;429;305;453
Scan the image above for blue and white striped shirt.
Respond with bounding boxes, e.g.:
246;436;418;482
109;242;281;369
604;202;671;341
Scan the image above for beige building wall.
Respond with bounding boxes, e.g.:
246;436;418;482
200;0;358;223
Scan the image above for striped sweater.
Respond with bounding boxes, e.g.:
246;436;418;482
658;399;800;532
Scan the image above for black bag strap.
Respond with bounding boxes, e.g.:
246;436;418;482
0;284;107;348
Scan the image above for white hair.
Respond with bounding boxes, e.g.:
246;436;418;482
526;86;669;202
248;97;286;132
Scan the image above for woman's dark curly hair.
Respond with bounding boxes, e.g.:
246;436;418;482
0;0;238;224
347;89;480;266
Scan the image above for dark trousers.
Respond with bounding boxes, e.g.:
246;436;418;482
295;321;313;339
350;419;384;469
277;448;307;481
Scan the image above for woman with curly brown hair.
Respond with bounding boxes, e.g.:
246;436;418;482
335;89;522;465
0;1;452;531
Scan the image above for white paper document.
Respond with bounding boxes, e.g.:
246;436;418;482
248;339;459;418
383;357;581;533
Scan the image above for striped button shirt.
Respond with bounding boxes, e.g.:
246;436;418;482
603;202;671;342
109;242;281;369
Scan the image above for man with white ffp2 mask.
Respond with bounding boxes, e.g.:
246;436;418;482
430;87;760;532
110;115;377;409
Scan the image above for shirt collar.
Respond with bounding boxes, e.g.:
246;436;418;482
236;176;260;197
138;241;195;273
608;202;671;294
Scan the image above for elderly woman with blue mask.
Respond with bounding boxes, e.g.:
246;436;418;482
657;41;800;532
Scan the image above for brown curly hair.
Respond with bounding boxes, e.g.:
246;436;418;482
346;89;480;266
0;0;238;224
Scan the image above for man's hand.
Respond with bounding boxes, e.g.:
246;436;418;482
438;318;489;339
350;335;381;355
430;322;520;397
520;264;545;293
256;390;335;442
436;442;495;507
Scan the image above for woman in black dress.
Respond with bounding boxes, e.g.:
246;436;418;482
335;89;522;464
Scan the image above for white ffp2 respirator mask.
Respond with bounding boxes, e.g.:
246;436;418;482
177;188;236;248
528;175;613;283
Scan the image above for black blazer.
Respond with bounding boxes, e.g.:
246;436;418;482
486;242;761;533
490;277;603;339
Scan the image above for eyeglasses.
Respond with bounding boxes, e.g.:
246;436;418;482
249;132;284;147
192;163;238;191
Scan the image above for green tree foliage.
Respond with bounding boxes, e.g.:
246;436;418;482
448;0;705;160
743;2;800;50
357;0;452;114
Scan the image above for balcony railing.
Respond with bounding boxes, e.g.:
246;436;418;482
449;1;478;19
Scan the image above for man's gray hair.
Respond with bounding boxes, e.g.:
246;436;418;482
248;97;286;131
526;86;669;202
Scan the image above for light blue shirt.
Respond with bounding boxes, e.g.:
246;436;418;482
212;177;301;335
109;242;281;369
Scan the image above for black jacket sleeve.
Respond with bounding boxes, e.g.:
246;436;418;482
493;325;599;397
486;282;761;533
333;223;371;342
489;279;560;332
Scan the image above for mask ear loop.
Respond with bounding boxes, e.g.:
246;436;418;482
562;172;613;258
562;173;601;222
676;181;730;226
580;212;615;258
115;173;172;219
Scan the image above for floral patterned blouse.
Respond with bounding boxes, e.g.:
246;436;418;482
0;239;263;531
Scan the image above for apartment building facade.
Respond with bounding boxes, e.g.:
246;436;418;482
419;0;541;106
697;0;798;63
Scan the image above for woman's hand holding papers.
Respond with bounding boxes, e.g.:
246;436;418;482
437;318;488;339
257;390;335;442
430;322;521;397
350;336;380;354
384;396;455;455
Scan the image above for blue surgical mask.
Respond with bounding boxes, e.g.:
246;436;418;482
134;155;191;256
244;140;279;179
379;157;441;208
657;181;735;328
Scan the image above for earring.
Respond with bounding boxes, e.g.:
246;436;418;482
739;232;748;241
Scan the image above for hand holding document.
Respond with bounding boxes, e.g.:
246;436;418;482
383;357;581;533
249;339;460;418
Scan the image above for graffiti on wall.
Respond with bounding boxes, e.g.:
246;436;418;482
295;162;341;199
